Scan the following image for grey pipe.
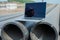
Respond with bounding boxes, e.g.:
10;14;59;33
30;22;58;40
1;20;58;40
1;21;29;40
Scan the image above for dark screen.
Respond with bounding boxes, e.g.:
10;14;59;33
25;2;46;19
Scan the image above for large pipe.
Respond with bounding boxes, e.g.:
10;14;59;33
1;21;29;40
30;22;58;40
1;20;58;40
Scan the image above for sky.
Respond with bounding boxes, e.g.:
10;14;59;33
33;0;60;4
0;0;8;2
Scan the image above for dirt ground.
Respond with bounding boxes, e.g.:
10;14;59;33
0;8;24;15
0;3;55;16
0;3;25;16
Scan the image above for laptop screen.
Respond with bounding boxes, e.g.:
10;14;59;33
25;2;46;19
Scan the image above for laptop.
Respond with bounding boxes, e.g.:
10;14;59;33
24;2;46;20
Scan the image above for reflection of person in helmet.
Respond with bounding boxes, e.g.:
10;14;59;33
26;8;34;17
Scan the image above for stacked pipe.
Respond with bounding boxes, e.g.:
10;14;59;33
0;21;58;40
1;21;29;40
30;22;58;40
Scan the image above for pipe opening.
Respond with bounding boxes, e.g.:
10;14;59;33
59;32;60;35
2;24;23;40
31;24;56;40
0;36;2;40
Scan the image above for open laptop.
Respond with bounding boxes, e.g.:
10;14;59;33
24;2;46;20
